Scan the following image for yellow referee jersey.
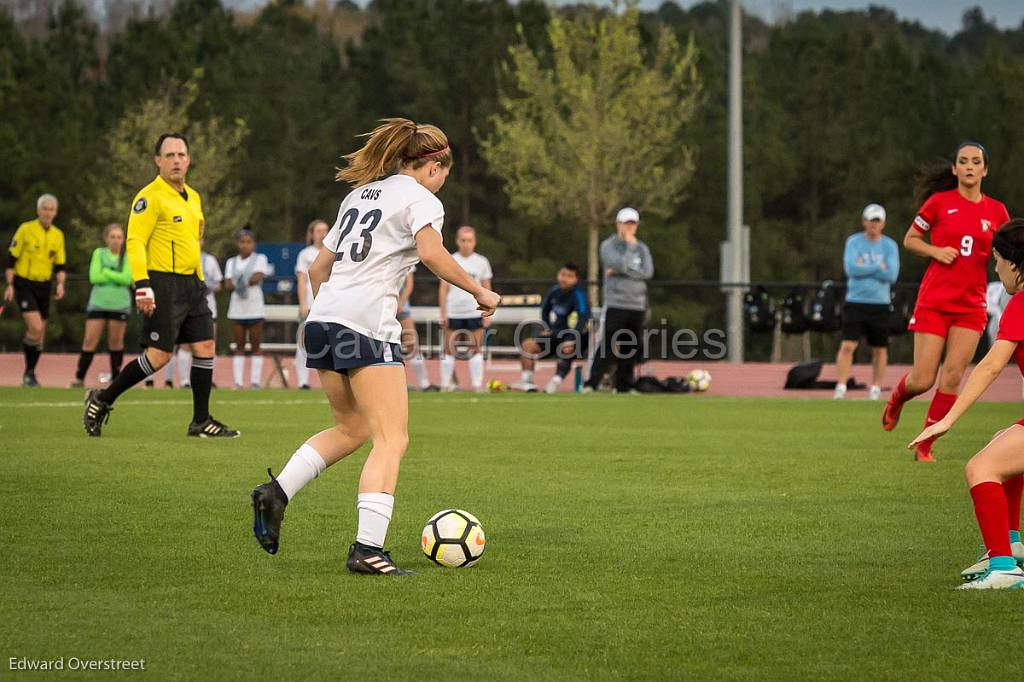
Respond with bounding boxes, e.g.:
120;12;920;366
126;175;205;282
8;219;66;282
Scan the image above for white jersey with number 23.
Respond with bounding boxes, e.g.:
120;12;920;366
306;174;445;344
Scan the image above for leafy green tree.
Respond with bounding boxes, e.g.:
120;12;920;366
89;75;251;259
482;4;701;302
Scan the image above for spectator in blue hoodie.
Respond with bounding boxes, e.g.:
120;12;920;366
834;203;900;400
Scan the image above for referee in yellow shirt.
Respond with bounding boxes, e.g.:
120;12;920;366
83;133;238;438
4;194;66;386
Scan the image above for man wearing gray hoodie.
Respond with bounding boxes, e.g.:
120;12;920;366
584;207;654;392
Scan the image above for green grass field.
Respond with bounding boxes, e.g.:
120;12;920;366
3;387;1024;679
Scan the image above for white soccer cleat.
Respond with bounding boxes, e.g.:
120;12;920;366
961;542;1024;581
869;385;882;401
956;567;1024;590
511;381;538;392
545;376;562;394
833;383;847;400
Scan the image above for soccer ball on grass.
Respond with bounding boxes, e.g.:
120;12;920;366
421;509;486;568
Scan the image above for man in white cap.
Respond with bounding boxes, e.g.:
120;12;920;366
584;207;654;393
834;203;900;400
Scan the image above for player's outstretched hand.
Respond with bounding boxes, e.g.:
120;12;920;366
908;420;950;448
933;246;958;265
476;289;501;318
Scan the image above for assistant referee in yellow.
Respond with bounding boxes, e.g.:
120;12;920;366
83;133;238;438
4;194;66;386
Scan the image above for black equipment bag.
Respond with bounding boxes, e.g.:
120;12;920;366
780;287;809;334
808;280;843;332
744;286;775;332
889;287;911;336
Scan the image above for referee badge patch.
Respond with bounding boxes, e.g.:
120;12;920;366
173;216;182;223
133;197;148;214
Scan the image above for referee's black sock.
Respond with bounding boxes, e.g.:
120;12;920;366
23;342;41;374
109;350;124;379
99;353;156;404
190;356;214;423
76;351;95;381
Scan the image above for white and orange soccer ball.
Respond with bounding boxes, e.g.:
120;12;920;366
687;368;712;392
421;509;486;568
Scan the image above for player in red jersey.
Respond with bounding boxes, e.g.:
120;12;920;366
909;220;1024;589
882;142;1010;462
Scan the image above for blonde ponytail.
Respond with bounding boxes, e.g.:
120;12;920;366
336;118;452;187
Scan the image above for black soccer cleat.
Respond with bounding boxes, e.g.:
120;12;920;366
22;372;39;387
83;389;113;437
251;469;287;555
346;542;415;576
187;417;240;438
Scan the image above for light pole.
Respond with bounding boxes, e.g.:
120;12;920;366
725;0;745;363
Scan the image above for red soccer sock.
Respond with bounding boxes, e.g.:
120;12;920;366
971;481;1013;558
925;390;957;426
1004;475;1024;533
891;374;916;404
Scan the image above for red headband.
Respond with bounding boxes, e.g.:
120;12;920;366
414;146;450;160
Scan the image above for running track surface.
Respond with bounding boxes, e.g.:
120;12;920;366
1;352;1021;402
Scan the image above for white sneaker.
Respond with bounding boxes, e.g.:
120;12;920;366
833;383;847;400
511;381;539;392
869;385;882;401
961;542;1024;581
440;384;457;393
545;376;563;394
581;385;594;394
956;567;1024;590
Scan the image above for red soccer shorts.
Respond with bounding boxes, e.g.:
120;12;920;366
907;305;987;338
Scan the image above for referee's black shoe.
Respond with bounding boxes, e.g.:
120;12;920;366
251;469;287;555
346;542;415;576
83;389;113;437
22;372;39;387
187;417;240;438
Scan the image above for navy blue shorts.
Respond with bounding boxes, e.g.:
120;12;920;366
448;317;483;331
303;322;404;375
231;318;264;328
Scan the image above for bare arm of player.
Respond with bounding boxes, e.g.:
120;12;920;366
438;279;450;327
481;278;493;327
307;247;334;298
903;226;957;265
397;271;414;309
908;339;1019;447
297;271;311;317
417;228;500;317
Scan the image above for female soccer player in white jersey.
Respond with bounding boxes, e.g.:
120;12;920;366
251;119;500;575
294;218;329;389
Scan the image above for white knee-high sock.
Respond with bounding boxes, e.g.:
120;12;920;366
295;344;309;387
251;355;264;386
165;350;176;383
440;355;455;389
469;353;485;389
232;355;244;387
356;492;395;548
177;347;192;385
410;353;429;389
276;443;327;500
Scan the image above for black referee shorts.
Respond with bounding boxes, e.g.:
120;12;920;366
13;276;52;319
141;272;214;352
841;302;891;348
